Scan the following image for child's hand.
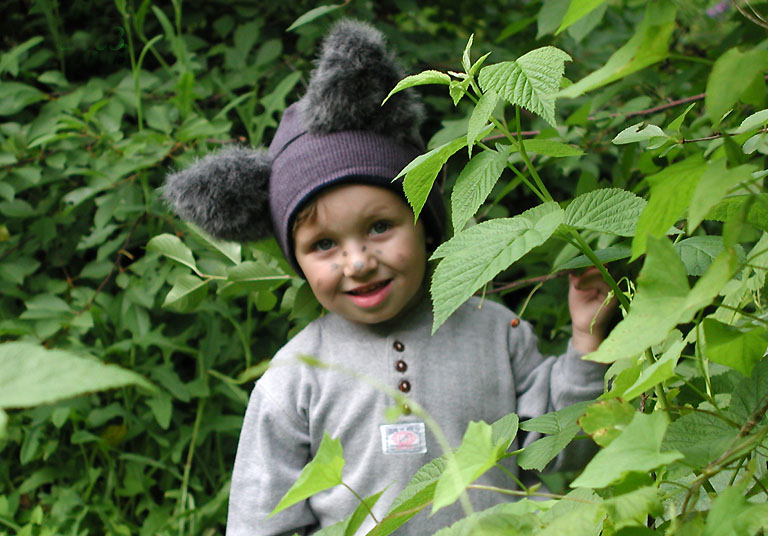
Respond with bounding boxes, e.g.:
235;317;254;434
568;267;618;354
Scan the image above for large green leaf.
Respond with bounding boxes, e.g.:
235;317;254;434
432;502;542;536
706;47;768;126
704;484;768;536
579;398;636;448
432;416;518;514
270;432;345;516
557;2;676;98
556;0;608;35
221;261;291;295
586;237;737;363
521;139;583;157
619;331;685;401
478;46;571;127
661;411;738;469
674;236;726;276
703;318;768;377
147;233;198;272
430;202;564;333
564;188;646;237
570;411;683;489
0;342;155;408
451;147;510;232
369;457;446;536
603;487;662;531
162;274;208;312
688;160;756;233
632;156;707;260
518;401;591;471
396;136;468;221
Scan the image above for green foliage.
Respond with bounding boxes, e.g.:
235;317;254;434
3;0;768;534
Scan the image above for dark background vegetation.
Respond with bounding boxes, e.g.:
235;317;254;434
1;0;766;534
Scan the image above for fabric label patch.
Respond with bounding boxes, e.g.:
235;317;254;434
380;422;427;454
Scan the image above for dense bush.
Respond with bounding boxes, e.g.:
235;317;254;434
1;0;767;534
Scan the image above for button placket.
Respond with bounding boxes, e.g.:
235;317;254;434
392;338;411;413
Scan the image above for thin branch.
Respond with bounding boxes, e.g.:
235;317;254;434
487;271;568;295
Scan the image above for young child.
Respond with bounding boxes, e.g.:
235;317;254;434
164;19;615;536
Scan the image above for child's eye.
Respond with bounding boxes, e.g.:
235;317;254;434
370;221;391;235
314;238;335;251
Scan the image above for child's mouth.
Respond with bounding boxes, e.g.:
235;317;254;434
345;280;393;308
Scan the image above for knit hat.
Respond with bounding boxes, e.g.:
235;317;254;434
163;18;445;275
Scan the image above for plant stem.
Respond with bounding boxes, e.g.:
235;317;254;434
467;484;596;503
342;482;379;524
515;106;553;202
567;229;631;312
178;399;205;536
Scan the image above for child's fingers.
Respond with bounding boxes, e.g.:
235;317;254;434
568;266;608;292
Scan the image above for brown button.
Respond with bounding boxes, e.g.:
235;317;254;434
402;404;411;415
395;360;407;373
393;340;405;352
510;318;520;327
398;379;411;393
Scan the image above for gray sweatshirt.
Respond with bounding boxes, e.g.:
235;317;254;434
226;296;605;535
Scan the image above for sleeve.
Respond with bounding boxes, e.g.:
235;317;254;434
226;380;318;536
508;316;606;471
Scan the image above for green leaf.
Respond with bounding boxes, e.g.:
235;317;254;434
432;502;542;536
620;331;685;400
556;0;608;35
674;236;725;276
433;419;515;513
706;47;768;126
688;160;755;233
586;238;737;363
162;274;208;312
538;488;605;535
383;70;452;105
270;432;345;515
0;36;44;77
147;233;198;272
287;5;344;31
703;318;768;376
603;487;662;531
369;457;446;536
185;222;241;264
565;188;646;237
735;108;768;134
0;342;155;408
451;147;510;232
612;122;669;148
661;411;738;468
579;398;636;448
571;411;683;488
518;401;591;471
222;261;290;294
430;202;564;333
667;102;697;135
479;46;572;127
0;409;7;440
521;139;583;157
707;194;768;233
705;485;768;536
632;156;707;260
557;2;676;98
396;136;468;221
467;89;499;157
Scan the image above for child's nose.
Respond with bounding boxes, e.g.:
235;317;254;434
343;246;377;277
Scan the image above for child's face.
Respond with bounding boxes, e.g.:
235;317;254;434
293;184;427;324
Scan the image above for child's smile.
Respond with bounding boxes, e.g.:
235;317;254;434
293;184;427;324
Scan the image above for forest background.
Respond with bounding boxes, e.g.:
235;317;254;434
1;0;768;534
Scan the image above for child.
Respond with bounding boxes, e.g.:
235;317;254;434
164;19;615;536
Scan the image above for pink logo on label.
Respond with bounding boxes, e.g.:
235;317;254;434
391;430;418;450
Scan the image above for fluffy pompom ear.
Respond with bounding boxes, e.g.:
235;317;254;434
163;146;272;242
299;18;424;144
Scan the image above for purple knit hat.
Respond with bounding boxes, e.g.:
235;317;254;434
163;19;445;275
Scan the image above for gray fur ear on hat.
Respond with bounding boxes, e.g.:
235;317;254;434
299;18;425;145
162;146;272;242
